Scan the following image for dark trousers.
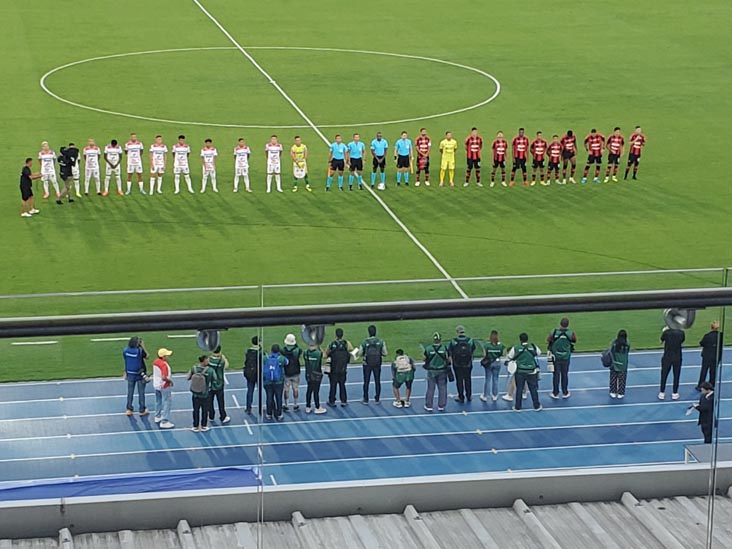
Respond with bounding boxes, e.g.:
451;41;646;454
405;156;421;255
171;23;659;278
306;377;323;408
192;396;209;428
660;354;682;393
609;370;628;395
698;359;718;388
363;363;381;402
264;383;283;418
454;367;472;401
514;371;540;410
328;370;347;404
702;424;713;444
208;387;227;420
245;377;260;412
552;358;570;396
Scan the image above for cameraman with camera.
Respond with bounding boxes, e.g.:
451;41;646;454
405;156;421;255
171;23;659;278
123;336;149;416
56;145;76;205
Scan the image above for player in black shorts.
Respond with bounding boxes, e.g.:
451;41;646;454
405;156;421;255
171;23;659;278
19;158;41;218
370;131;388;188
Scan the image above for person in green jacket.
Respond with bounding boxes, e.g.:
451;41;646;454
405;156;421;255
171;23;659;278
423;332;452;412
506;333;542;411
609;329;630;399
481;330;505;402
303;344;326;414
207;345;230;424
546;317;577;400
187;355;217;432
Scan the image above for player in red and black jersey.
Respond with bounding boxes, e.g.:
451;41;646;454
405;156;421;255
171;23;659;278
510;128;529;186
464;127;483;187
547;135;563;185
530;131;548;186
604;127;625;183
582;129;605;183
624;126;646;180
560;130;578;183
490;131;508;187
415;127;431;187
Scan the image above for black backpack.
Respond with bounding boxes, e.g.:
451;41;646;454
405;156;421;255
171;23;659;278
452;338;473;368
329;340;349;374
282;346;301;377
364;340;383;368
243;348;259;381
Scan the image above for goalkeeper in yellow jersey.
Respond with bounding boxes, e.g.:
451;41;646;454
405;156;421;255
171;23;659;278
290;136;310;192
439;131;458;187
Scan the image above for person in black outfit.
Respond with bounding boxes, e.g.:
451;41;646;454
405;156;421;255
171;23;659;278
698;321;723;389
56;146;76;205
325;328;353;406
19;158;41;218
659;327;685;400
692;382;715;443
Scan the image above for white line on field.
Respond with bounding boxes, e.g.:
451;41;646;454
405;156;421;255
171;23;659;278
0;283;260;300
167;334;197;339
10;341;58;346
90;337;130;342
192;0;469;300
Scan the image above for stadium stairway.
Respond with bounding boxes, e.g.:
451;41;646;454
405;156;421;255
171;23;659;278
4;488;732;548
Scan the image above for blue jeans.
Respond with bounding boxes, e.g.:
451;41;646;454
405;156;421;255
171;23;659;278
155;390;163;418
126;377;146;412
159;386;173;421
483;363;501;398
425;371;448;410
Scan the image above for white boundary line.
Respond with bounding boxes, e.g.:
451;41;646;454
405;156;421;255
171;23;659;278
39;46;500;130
90;337;130;342
10;341;58;346
192;0;469;300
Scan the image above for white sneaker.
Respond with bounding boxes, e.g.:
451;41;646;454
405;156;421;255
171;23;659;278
314;407;327;414
562;392;571;399
424;181;430;186
671;393;680;400
490;181;495;188
160;421;175;429
479;395;488;402
191;426;200;432
658;392;665;400
502;394;514;402
392;400;403;408
222;416;231;424
534;406;543;412
476;182;483;187
492;395;499;402
569;177;577;184
21;212;32;218
200;426;210;432
423;405;433;412
617;394;625;399
415;181;421;187
305;407;312;414
463;182;469;187
609;392;617;398
29;209;40;214
549;393;560;400
403;400;411;408
154;416;162;423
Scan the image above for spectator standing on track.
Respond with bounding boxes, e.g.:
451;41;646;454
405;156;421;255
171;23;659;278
243;336;262;415
153;348;175;428
608;329;630;399
123;336;149;417
423;332;452;412
392;349;416;408
303;343;327;414
207;346;230;424
282;334;303;412
507;333;542;411
358;325;388;404
547;317;577;399
263;344;287;420
449;325;480;403
188;355;216;432
691;382;715;443
325;328;353;407
698;321;723;389
659;326;685;400
480;330;505;402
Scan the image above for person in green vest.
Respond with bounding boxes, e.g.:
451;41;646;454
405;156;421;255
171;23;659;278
187;355;217;432
546;317;577;399
506;332;543;411
480;330;506;402
282;333;303;412
303;343;326;414
207;346;230;424
423;332;453;412
609;329;630;399
391;349;416;408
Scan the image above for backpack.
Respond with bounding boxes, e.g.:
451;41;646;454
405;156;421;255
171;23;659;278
395;355;412;373
190;366;209;394
329;340;349;374
243;348;259;380
282;346;301;377
601;348;613;368
264;354;283;383
364;340;382;368
550;329;574;360
452;338;473;368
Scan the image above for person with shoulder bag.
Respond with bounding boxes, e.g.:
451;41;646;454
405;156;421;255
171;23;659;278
123;336;149;417
547;317;577;399
506;333;542;411
243;336;262;415
423;332;452;412
325;328;353;406
207;345;230;424
608;329;630;399
448;325;479;403
187;355;216;432
263;344;287;421
281;333;303;411
391;349;416;408
358;325;388;404
303;344;326;414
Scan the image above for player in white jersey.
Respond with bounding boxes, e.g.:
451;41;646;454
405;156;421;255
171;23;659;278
125;133;145;195
103;139;124;196
233;138;251;192
200;139;219;193
149;135;168;195
38;141;60;199
265;135;283;193
172;134;194;194
83;138;103;195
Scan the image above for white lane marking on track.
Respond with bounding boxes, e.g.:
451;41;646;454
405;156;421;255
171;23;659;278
191;0;469;299
10;341;58;346
232;394;240;408
269;474;278;485
243;419;253;436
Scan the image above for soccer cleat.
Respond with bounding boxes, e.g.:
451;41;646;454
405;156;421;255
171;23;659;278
42;193;49;199
21;212;32;218
56;192;61;198
490;181;495;188
603;177;610;183
425;181;430;186
562;178;567;184
102;191;109;197
415;181;421;187
477;182;483;187
305;185;312;192
97;192;102;196
540;180;549;186
612;176;618;182
76;191;82;198
29;209;39;214
593;177;600;183
530;180;536;187
439;182;444;187
117;190;123;196
246;188;252;193
580;177;587;184
292;187;298;192
348;185;353;191
449;182;455;187
508;180;514;187
140;189;147;195
569;177;577;184
501;180;507;187
200;189;205;193
463;182;469;187
632;175;637;180
56;200;62;205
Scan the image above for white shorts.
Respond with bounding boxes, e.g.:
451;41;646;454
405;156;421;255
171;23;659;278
235;167;249;177
105;165;121;176
127;164;143;174
85;168;100;179
72;165;80;179
202;167;216;175
150;166;165;175
267;162;281;174
174;166;190;175
41;173;57;184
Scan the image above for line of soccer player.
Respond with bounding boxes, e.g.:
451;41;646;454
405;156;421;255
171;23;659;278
30;126;647;205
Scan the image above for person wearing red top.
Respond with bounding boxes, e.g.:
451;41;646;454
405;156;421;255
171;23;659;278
582;128;605;183
490;131;508;187
547;135;563;185
464;127;483;187
510;128;529;186
604;127;625;182
153;348;175;429
530;131;548;186
624;126;647;180
560;130;578;183
414;127;431;187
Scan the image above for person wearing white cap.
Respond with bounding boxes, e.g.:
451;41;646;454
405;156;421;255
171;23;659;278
281;333;302;412
152;348;175;429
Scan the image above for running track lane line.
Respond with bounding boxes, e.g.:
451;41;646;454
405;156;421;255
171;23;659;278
191;0;469;300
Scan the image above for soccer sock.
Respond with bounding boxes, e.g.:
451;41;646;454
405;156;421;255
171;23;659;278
531;170;537;182
522;169;527;182
275;174;281;191
466;168;471;183
562;167;567;179
157;177;163;193
371;173;376;186
337;175;343;189
595;166;600;178
501;169;506;181
571;165;576;177
234;175;240;191
613;165;619;176
326;176;332;189
358;174;363;186
104;176;110;193
84;178;91;194
115;176;122;192
583;165;590;177
267;174;273;192
304;175;310;185
476;170;481;183
183;175;192;192
633;166;638;177
439;169;445;183
149;177;156;194
404;173;409;183
52;180;60;195
396;172;402;183
348;174;354;187
449;169;455;183
491;170;496;183
73;178;80;194
174;175;181;193
95;178;101;193
211;173;218;191
43;181;49;195
380;172;385;184
244;174;251;191
540;169;545;181
138;180;145;192
201;174;208;192
126;180;132;193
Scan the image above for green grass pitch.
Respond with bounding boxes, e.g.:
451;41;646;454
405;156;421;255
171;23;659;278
1;0;731;381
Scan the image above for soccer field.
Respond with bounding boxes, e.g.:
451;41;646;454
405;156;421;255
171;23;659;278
1;0;731;381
